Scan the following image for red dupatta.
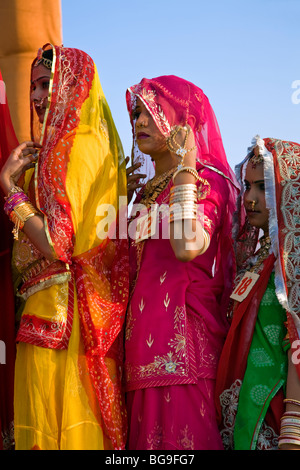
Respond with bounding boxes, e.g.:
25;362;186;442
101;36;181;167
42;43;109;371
0;69;18;449
215;254;275;425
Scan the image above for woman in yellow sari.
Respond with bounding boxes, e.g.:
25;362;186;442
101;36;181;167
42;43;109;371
0;44;129;450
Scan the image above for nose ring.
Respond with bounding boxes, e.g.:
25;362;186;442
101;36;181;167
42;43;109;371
251;200;256;211
34;97;45;108
138;121;146;128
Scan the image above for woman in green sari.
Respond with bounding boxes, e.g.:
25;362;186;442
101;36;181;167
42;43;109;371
215;136;300;450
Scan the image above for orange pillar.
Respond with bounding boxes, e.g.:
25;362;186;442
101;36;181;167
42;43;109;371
0;0;62;142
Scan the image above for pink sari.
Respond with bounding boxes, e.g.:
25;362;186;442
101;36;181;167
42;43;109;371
125;76;240;450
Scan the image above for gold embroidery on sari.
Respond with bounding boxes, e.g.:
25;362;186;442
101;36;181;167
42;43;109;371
146;334;154;348
125;304;135;342
275;140;300;316
160;271;167;285
19;272;71;301
126;305;188;381
177;425;195;450
146;423;164;450
140;87;171;136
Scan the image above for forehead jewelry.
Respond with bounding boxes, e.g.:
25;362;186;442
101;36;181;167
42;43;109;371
35;48;52;70
250;152;264;168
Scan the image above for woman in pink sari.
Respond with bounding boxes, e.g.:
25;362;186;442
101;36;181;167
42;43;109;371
125;75;240;450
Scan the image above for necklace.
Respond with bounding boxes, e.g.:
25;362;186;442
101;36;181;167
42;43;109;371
250;235;271;272
141;166;177;207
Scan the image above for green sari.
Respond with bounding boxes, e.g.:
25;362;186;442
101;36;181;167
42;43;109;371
234;273;289;449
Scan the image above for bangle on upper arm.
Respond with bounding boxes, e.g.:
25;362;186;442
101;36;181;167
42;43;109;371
172;166;200;183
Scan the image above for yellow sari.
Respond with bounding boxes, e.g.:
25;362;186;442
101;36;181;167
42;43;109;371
13;44;129;450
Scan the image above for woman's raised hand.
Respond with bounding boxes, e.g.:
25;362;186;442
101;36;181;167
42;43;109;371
0;141;42;195
126;156;146;203
166;125;196;161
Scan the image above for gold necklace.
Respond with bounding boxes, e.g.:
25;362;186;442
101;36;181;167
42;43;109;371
250;236;271;272
141;166;177;207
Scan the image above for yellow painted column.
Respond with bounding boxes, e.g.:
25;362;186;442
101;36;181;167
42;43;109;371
0;0;62;142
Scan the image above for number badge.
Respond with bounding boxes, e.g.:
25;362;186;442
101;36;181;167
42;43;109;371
230;271;260;302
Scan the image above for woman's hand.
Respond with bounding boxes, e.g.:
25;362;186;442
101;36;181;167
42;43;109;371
126;156;146;203
0;141;42;195
166;124;196;166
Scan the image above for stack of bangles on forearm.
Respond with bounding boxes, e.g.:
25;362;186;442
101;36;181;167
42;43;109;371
169;166;210;253
4;186;38;240
278;399;300;448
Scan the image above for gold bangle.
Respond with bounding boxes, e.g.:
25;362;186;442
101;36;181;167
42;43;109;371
173;166;200;183
170;195;197;203
169;207;197;215
170;190;197;197
13;202;38;223
170;183;197;192
10;201;38;240
170;189;197;197
198;229;210;255
170;201;197;209
284;399;300;408
170;193;197;201
170;210;197;219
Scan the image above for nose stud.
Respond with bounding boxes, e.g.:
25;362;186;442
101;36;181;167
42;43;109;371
251;200;256;211
34;97;45;108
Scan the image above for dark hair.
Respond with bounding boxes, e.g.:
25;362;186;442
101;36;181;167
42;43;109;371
42;49;53;63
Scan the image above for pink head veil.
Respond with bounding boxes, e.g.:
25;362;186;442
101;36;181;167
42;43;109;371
126;75;239;189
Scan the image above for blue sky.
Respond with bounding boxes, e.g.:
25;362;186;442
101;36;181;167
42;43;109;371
61;0;299;170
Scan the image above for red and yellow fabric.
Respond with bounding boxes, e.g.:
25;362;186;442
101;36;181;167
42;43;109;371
13;44;129;449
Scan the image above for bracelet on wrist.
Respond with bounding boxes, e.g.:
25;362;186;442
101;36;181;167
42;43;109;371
4;188;38;240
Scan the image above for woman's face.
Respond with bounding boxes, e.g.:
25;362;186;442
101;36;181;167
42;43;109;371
30;63;51;124
244;160;269;234
133;98;168;158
